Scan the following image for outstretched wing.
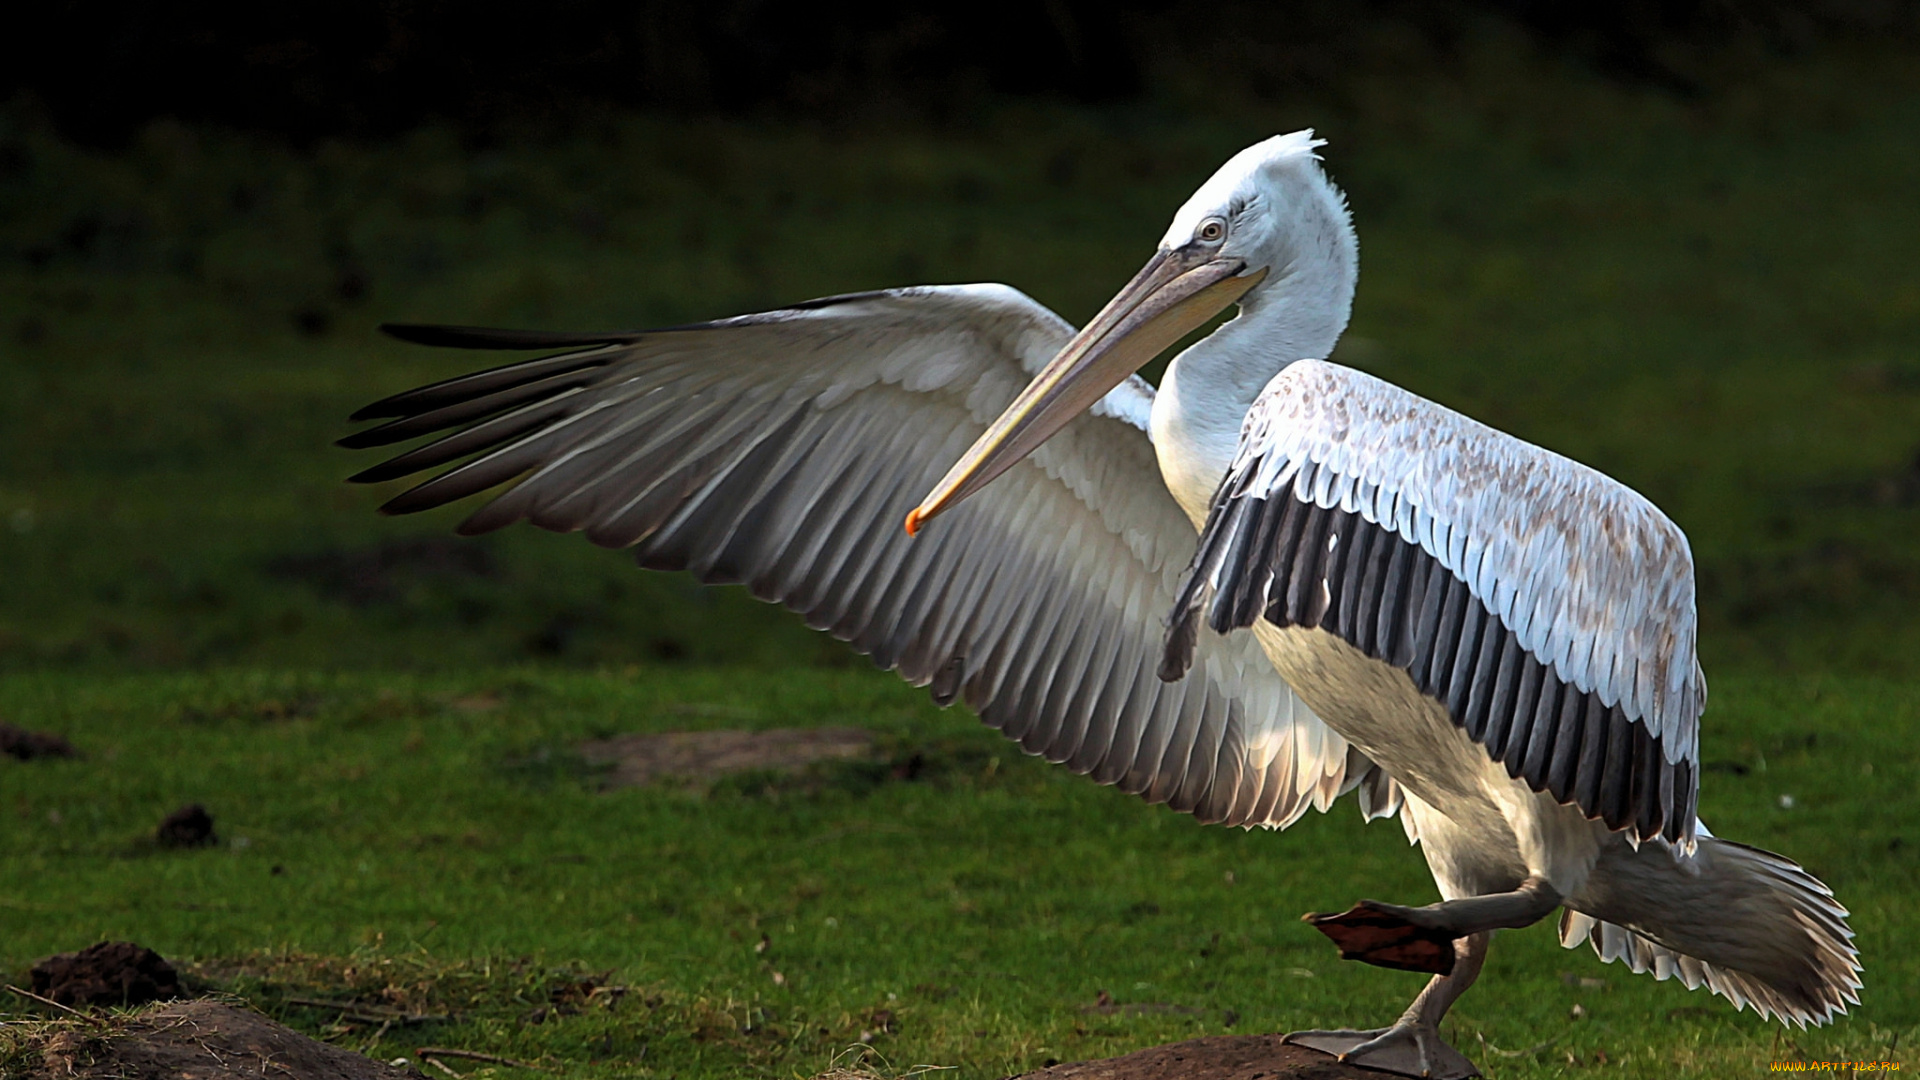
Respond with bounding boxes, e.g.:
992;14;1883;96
1165;359;1703;847
345;285;1382;828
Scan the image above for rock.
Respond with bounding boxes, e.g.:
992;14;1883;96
11;999;425;1080
29;941;185;1007
157;803;217;847
1006;1034;1397;1079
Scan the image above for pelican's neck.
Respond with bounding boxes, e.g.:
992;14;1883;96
1151;258;1354;527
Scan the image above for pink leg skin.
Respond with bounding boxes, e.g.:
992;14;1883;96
1304;902;1460;975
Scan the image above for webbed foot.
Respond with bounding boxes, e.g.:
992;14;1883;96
1304;901;1457;975
1285;1023;1480;1079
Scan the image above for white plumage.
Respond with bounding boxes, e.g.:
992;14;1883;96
347;130;1859;1079
1231;360;1703;744
1167;358;1704;848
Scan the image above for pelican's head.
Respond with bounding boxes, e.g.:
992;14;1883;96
1156;131;1354;311
908;130;1354;534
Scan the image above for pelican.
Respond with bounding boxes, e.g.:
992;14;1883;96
344;131;1859;1078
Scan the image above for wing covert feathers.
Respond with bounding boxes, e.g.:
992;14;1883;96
1166;360;1704;848
346;286;1373;829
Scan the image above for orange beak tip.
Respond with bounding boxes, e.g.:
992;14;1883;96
904;508;925;536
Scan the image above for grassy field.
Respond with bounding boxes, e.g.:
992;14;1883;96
2;669;1915;1078
2;31;1919;1080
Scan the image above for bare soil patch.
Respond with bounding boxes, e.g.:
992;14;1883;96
156;803;218;847
578;727;874;789
1006;1035;1396;1080
0;722;78;761
9;999;424;1080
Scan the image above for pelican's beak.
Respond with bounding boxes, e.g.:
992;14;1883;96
906;249;1267;534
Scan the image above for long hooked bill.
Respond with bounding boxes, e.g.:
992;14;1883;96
905;249;1267;534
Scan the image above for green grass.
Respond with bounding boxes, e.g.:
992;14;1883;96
2;30;1919;1080
1;669;1914;1077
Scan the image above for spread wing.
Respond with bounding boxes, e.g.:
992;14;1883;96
1164;359;1703;847
344;285;1385;828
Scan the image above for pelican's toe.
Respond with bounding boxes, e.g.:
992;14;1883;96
1285;1023;1480;1080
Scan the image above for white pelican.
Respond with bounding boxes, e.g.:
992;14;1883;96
345;131;1860;1078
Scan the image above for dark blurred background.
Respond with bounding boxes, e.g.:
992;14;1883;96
11;0;1917;142
3;1;1919;675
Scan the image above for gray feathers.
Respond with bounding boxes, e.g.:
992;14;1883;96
345;284;1371;831
1561;832;1861;1027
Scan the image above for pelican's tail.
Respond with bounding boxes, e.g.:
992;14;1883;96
1561;827;1861;1027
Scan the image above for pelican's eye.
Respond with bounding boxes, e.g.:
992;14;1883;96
1197;218;1227;244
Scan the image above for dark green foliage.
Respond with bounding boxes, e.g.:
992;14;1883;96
4;44;1920;676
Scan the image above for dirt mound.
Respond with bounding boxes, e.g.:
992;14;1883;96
1007;1034;1396;1079
30;942;184;1007
0;722;78;761
18;1000;425;1080
578;727;874;788
6;998;1395;1079
156;803;218;847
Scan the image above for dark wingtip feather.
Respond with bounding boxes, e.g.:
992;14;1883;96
336;424;410;451
378;479;468;517
379;322;641;350
348;462;403;485
1159;610;1200;682
376;489;435;516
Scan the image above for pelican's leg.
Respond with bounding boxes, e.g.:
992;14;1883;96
1284;930;1490;1080
1303;874;1561;974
